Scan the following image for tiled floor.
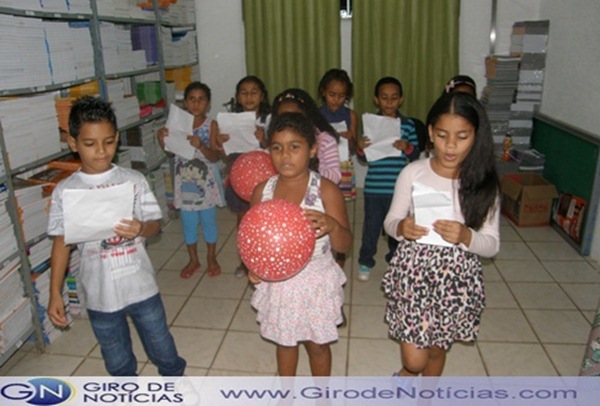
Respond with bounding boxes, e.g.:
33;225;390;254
2;193;599;377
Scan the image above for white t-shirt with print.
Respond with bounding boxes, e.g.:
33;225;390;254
48;165;162;312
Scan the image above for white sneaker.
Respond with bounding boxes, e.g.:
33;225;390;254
358;265;371;281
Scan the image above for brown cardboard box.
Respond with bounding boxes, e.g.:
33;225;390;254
500;173;558;226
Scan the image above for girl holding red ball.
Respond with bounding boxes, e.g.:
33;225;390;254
248;112;352;376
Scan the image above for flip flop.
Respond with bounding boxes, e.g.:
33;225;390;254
180;264;201;279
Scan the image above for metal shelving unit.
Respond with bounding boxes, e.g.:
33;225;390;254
0;0;198;365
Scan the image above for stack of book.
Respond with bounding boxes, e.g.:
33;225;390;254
0;297;32;354
98;0;154;20
0;15;94;92
161;26;198;67
480;55;521;142
12;179;51;243
121;119;166;171
0;255;31;355
159;0;196;26
101;23;148;76
32;269;72;344
509;20;550;145
0;0;91;13
0;15;52;91
106;78;140;128
28;237;52;275
0;188;18;260
116;148;133;169
65;249;83;318
45;21;95;84
131;25;158;66
0;93;62;170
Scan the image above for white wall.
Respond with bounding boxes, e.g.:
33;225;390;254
196;0;246;113
459;0;541;97
535;0;600;260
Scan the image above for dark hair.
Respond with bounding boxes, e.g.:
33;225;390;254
271;88;339;142
184;81;211;101
444;75;477;96
268;112;319;172
69;96;117;139
374;76;403;97
426;92;499;229
318;68;354;102
233;75;271;121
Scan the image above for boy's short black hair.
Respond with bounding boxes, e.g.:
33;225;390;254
374;76;403;97
69;96;118;139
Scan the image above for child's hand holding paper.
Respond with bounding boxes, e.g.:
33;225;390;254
412;182;455;247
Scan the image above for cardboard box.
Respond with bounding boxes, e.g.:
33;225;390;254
500;173;558;226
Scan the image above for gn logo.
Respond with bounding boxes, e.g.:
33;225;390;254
1;378;74;405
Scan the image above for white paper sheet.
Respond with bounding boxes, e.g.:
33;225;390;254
361;113;402;162
331;121;350;162
62;182;134;244
217;111;260;154
165;103;195;159
412;182;455;247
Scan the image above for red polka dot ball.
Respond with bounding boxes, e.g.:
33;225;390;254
230;150;276;201
237;199;315;281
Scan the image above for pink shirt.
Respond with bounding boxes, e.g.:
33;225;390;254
316;130;341;185
384;158;500;257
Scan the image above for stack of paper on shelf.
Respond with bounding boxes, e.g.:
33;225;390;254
0;1;43;12
33;270;72;344
480;55;521;142
508;20;550;144
160;0;196;26
161;26;198;67
0;258;24;325
65;0;92;14
12;179;50;243
106;78;140;128
98;0;154;20
0;93;62;170
28;237;52;275
0;297;32;354
0;189;19;261
121;119;166;171
65;249;83;317
116;148;132;168
101;23;148;75
0;15;51;90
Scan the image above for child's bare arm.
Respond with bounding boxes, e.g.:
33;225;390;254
48;236;71;328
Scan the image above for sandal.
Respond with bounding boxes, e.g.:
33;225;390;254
207;262;222;277
180;263;201;279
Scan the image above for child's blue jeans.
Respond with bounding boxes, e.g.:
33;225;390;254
87;294;186;376
358;193;399;269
